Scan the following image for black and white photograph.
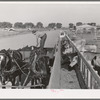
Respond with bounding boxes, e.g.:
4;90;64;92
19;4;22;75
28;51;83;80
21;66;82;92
0;1;100;91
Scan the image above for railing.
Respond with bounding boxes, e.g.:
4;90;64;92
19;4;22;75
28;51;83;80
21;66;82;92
48;37;61;89
65;35;100;89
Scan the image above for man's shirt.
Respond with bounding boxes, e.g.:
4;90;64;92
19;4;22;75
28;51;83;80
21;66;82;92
36;32;46;39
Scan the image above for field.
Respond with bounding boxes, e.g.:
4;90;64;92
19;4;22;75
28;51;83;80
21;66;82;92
0;29;31;38
0;28;63;50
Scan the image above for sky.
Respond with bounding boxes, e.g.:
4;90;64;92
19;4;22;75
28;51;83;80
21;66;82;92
0;2;100;27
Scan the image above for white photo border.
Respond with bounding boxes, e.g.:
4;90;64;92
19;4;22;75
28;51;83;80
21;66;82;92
0;1;100;99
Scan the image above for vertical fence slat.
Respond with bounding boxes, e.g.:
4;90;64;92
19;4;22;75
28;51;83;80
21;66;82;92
86;69;88;86
80;58;82;72
87;70;91;88
90;72;93;88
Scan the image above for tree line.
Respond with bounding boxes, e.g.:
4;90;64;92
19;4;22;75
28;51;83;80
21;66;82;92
69;22;96;29
0;21;97;29
0;22;62;29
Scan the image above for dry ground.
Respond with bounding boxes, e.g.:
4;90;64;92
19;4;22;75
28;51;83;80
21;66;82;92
60;64;80;89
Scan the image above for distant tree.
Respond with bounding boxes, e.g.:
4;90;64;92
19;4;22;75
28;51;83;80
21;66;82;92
73;26;76;30
48;23;56;28
69;23;74;29
24;22;34;28
36;22;43;28
91;23;96;26
76;22;82;26
87;23;96;26
0;22;2;28
14;22;24;28
87;23;91;25
0;22;12;28
56;23;62;28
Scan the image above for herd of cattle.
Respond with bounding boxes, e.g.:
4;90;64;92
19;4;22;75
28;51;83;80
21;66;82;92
61;38;78;71
61;36;100;78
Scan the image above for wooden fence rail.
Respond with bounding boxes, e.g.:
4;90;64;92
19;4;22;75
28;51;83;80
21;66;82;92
65;35;100;89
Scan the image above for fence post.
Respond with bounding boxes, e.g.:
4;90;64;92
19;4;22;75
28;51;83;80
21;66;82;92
80;58;83;72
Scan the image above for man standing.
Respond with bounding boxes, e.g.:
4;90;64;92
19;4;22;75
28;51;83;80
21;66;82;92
32;30;47;50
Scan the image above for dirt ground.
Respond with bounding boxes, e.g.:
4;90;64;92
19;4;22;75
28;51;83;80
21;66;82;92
60;64;80;89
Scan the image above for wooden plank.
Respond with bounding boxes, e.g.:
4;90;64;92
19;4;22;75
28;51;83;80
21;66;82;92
48;38;61;89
